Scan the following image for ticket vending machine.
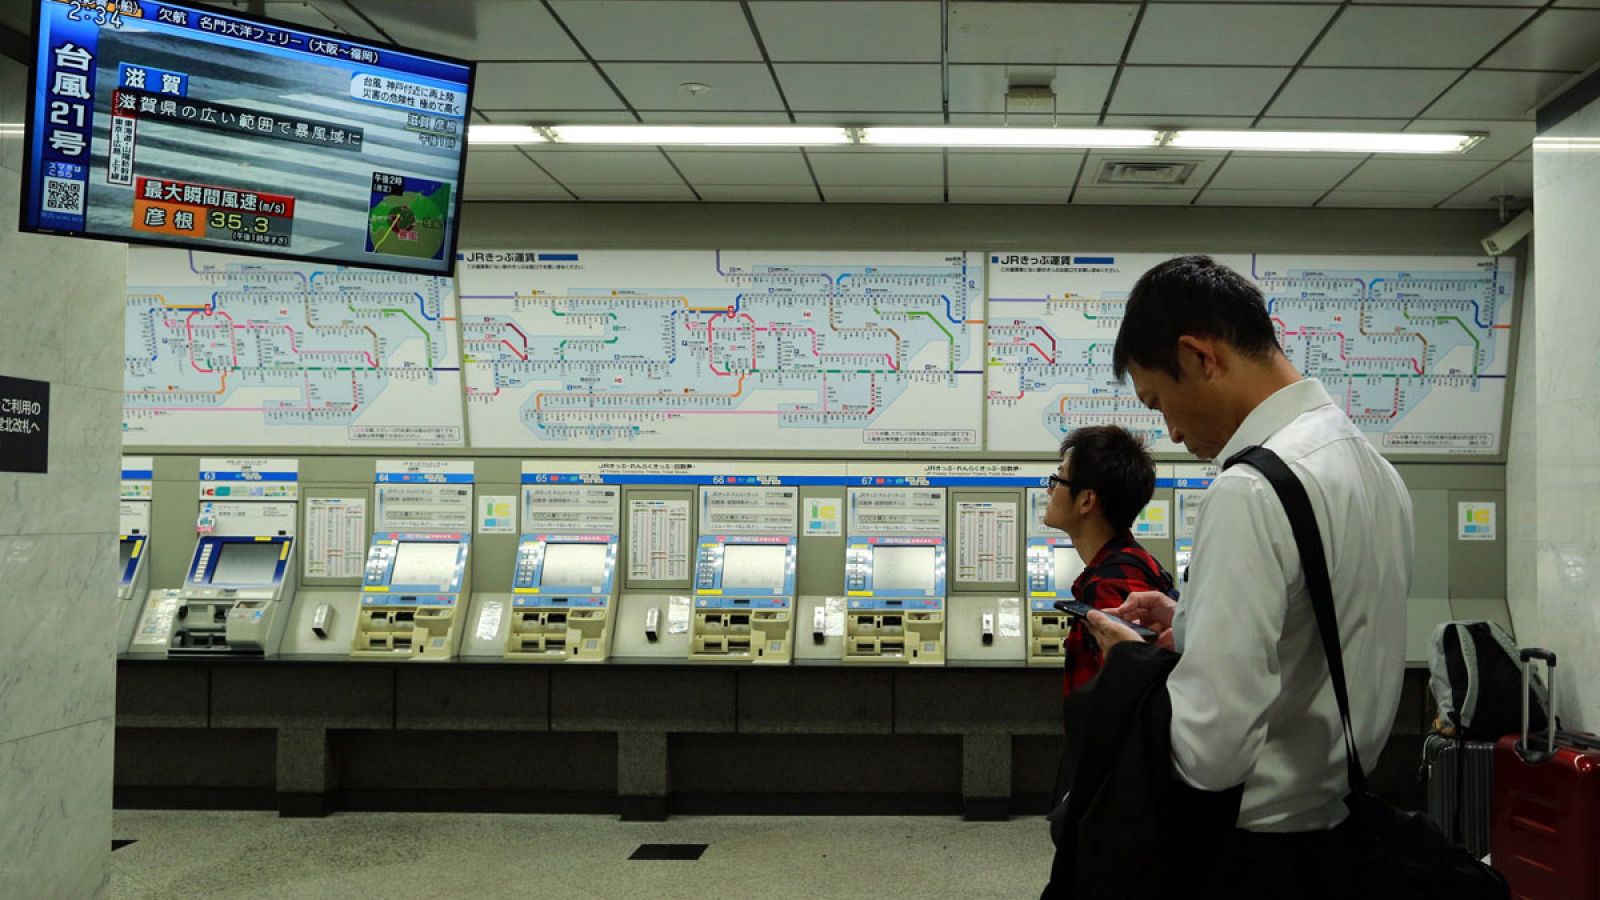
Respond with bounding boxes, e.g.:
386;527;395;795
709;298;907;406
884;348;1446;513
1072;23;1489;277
166;458;300;657
351;531;471;659
116;456;154;655
1024;488;1087;666
690;535;797;663
843;485;948;665
504;533;618;661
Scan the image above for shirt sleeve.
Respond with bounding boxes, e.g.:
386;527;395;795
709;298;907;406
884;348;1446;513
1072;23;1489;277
1167;472;1298;791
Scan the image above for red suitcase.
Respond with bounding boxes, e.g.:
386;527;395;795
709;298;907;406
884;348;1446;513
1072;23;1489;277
1491;649;1600;900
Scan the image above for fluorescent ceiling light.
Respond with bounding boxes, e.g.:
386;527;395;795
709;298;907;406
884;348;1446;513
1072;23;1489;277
468;125;543;145
1168;130;1480;154
549;125;851;146
863;127;1160;149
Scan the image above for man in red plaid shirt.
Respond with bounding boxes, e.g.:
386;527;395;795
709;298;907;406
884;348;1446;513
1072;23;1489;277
1042;424;1176;695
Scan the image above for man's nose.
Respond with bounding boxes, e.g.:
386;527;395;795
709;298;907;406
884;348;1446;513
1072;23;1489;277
1165;416;1183;444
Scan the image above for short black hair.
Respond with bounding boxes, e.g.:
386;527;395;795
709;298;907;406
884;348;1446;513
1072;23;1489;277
1111;255;1280;382
1058;425;1155;533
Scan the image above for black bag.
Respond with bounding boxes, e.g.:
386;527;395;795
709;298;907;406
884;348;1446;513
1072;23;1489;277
1429;620;1548;741
1225;445;1508;900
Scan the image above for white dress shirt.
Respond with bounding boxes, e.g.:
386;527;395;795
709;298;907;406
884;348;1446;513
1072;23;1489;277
1168;378;1414;832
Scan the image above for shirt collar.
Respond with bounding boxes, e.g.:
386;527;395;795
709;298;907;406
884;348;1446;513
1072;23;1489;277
1070;531;1139;594
1217;378;1336;465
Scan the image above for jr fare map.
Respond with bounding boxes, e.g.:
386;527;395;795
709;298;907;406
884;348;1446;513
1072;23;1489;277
457;250;987;450
23;0;472;274
124;248;464;447
984;253;1516;457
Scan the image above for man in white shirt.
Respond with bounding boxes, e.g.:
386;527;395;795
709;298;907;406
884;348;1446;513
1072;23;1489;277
1083;255;1414;896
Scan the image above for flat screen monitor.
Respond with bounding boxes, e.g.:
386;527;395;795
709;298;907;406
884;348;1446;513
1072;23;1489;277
1054;547;1086;589
539;542;608;588
720;544;788;592
871;545;938;593
118;538;136;583
388;541;461;587
22;1;475;275
209;541;282;586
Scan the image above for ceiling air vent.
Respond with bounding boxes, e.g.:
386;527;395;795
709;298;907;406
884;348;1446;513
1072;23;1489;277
1095;159;1199;186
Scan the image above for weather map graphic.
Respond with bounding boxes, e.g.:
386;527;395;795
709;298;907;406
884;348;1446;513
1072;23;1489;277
985;253;1516;457
124;248;463;446
457;250;986;450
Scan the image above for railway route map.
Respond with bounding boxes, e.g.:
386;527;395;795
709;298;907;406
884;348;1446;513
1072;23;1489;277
985;252;1516;457
124;248;463;447
457;250;986;450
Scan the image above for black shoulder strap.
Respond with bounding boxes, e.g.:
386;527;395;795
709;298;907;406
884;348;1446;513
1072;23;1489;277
1221;445;1367;796
1103;548;1175;596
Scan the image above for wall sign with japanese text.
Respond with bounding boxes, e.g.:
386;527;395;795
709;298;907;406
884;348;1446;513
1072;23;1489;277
0;375;50;474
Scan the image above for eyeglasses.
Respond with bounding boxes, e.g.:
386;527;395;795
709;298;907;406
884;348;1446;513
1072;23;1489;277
1047;474;1078;492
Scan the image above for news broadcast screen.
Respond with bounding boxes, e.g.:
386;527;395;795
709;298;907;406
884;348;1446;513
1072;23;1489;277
21;0;476;275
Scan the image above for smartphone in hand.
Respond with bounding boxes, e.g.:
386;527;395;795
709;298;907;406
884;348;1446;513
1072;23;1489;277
1053;599;1159;642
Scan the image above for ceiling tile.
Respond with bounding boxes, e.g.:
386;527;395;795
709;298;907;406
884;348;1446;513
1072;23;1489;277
1195;189;1327;207
774;65;944;112
1109;67;1290;116
1354;0;1541;7
1130;5;1339;67
1317;190;1448;208
248;2;345;34
698;185;821;202
465;149;557;183
1422;70;1574;119
1072;187;1203;205
795;112;949;124
1256;117;1409;130
602;63;784;110
481;110;636;124
807;150;945;186
344;0;581;60
947;152;1086;187
1307;7;1537;68
751;2;942;62
1483;10;1600;72
1102;115;1257;128
1268;69;1459;118
1079;150;1227;191
1440;160;1534;207
641;110;795;124
1404;119;1534;160
566;183;699;201
1555;0;1600;8
947;3;1139;65
1207;156;1363;191
949;186;1074;203
665;150;816;186
550;1;761;61
464;183;575;201
947;113;1100;126
300;1;388;40
822;185;946;203
947;66;1116;114
524;149;685;184
1338;158;1498;192
475;63;625;110
1151;0;1336;4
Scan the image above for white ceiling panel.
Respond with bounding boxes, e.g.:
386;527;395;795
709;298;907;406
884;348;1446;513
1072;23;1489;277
465;149;558;183
481;110;636;124
1317;190;1448;208
1101;115;1257;128
1421;70;1575;120
1404;120;1534;161
551;1;761;61
774;65;944;112
603;63;785;110
949;186;1074;204
475;63;626;110
794;112;949;124
698;185;822;202
567;183;699;201
1483;10;1600;72
822;185;946;203
296;1;387;40
465;183;575;201
1268;69;1459;118
1440;160;1534;207
751;1;942;63
947;152;1086;187
1072;187;1203;205
1555;0;1600;8
1195;189;1328;207
243;2;345;34
1130;5;1339;67
1110;68;1290;116
666;150;816;186
1338;158;1498;192
947;66;1116;115
947;3;1139;65
525;149;686;184
1354;0;1541;7
947;113;1100;126
1080;150;1227;191
1208;156;1364;191
344;0;581;60
642;110;795;123
1256;117;1410;131
807;151;945;186
1307;7;1537;68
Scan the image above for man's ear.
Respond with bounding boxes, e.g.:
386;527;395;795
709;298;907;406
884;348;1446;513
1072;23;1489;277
1176;335;1223;380
1076;487;1098;517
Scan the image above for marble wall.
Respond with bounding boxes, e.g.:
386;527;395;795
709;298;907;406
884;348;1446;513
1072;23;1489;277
1506;249;1538;649
0;55;125;898
1530;96;1600;732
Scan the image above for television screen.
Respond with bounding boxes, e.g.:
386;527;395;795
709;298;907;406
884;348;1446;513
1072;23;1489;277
538;542;609;588
871;545;938;593
22;0;475;275
720;544;788;591
209;541;282;586
388;541;460;587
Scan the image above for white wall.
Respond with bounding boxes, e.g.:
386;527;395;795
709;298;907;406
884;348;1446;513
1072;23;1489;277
1531;100;1600;731
1506;247;1538;647
0;55;125;897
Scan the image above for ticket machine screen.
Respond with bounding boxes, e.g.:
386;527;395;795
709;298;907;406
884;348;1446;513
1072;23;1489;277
1054;547;1086;590
540;543;608;587
210;542;283;586
872;546;938;592
721;544;788;592
389;542;461;586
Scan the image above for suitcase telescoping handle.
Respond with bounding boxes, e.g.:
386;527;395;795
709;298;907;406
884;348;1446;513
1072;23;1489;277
1518;648;1557;764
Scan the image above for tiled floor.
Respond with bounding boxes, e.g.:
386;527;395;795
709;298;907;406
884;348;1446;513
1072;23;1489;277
111;810;1055;899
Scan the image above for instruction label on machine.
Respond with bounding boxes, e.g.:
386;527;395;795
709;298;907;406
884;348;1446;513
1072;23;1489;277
700;486;797;535
804;497;842;537
1458;501;1497;541
477;495;517;535
628;498;690;581
1133;500;1170;540
522;484;621;533
955;500;1018;583
304;497;367;579
848;488;946;536
374;460;473;531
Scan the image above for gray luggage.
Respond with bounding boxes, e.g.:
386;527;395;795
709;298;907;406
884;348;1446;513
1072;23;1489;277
1423;731;1496;858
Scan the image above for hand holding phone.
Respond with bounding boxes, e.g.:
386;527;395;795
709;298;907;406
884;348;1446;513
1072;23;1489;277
1053;599;1159;642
